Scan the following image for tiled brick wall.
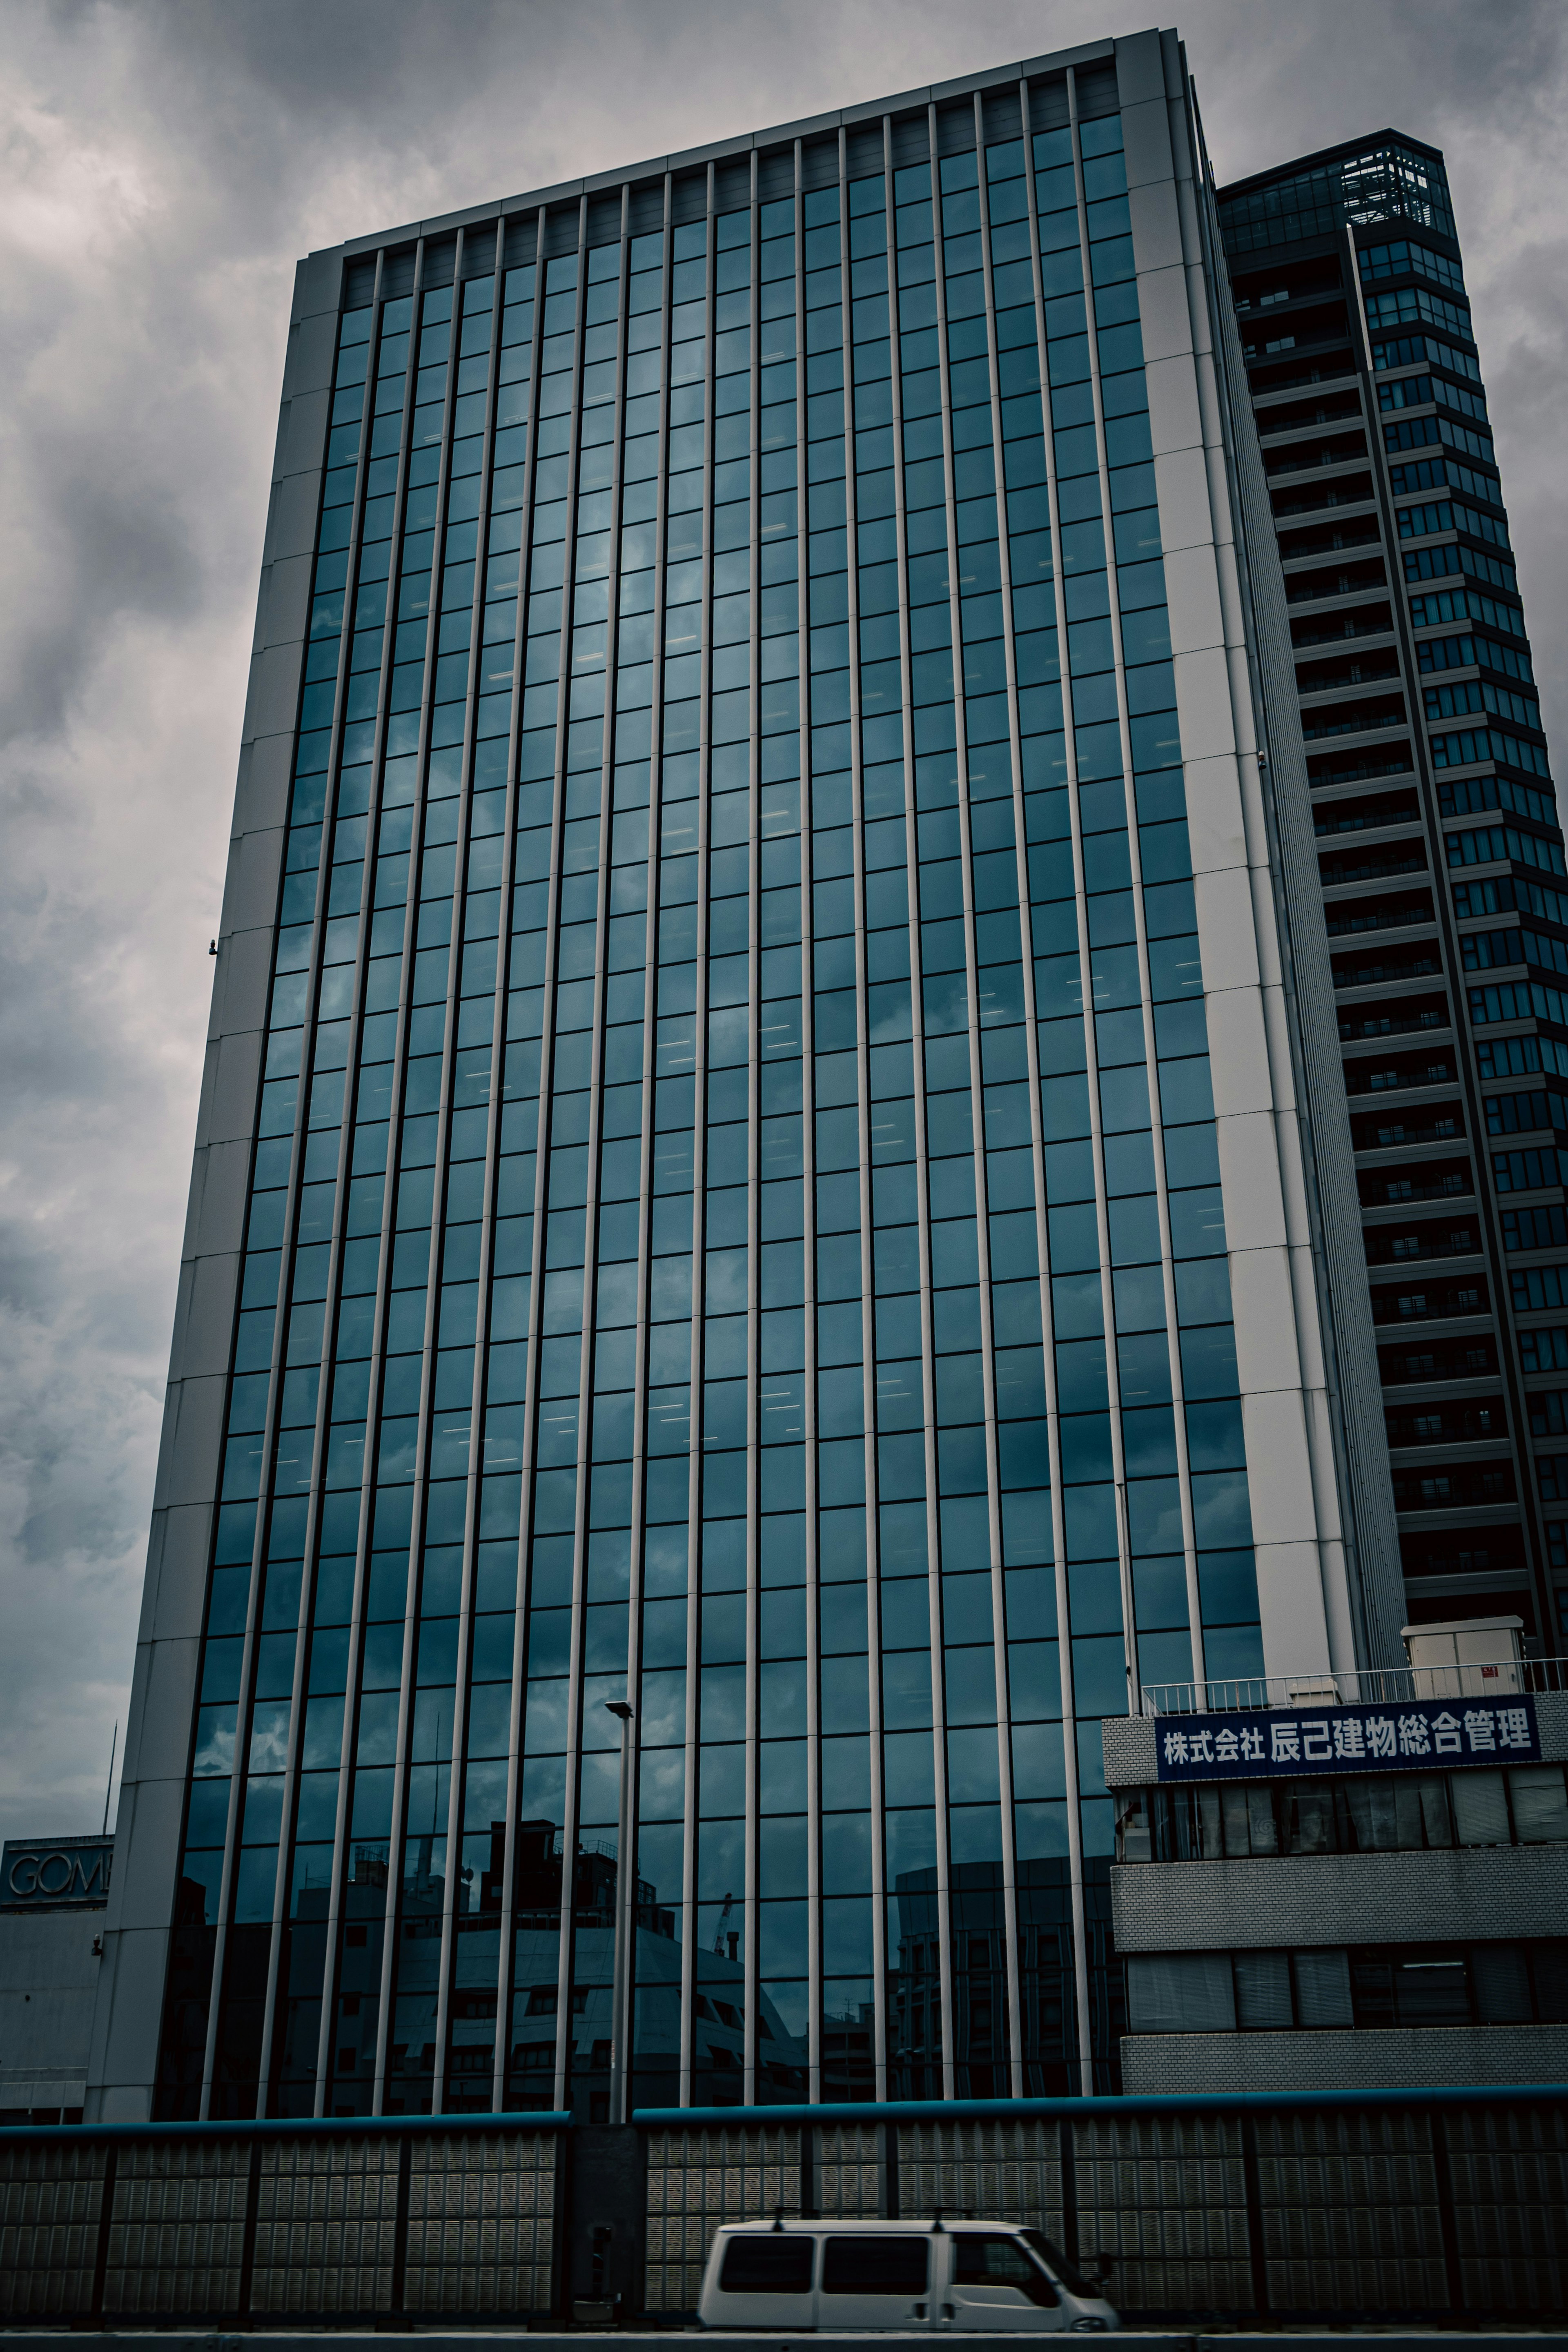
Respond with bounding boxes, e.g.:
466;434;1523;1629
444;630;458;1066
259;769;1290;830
1111;1841;1568;1951
1123;2021;1568;2094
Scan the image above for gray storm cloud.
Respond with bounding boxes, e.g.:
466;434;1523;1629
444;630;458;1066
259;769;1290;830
0;0;1562;1841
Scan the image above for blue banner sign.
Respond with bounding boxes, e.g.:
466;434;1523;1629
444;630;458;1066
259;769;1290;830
1155;1696;1541;1780
0;1840;114;1907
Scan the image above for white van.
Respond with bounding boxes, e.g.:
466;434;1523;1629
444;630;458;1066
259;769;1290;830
697;2217;1120;2332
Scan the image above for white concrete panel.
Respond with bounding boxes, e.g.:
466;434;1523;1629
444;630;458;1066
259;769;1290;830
242;639;304;744
281;384;329;479
127;1641;202;1786
1229;1242;1304;1394
1128;179;1183;276
265;550;312;651
178;1251;242;1382
210;929;273;1055
158;1377;227;1512
192;1138;251;1258
1245;860;1285;993
267;467;321;566
1133;263;1192;369
284;307;335;401
1320;1534;1362;1678
88;1926;169;2117
1118;94;1174;191
1241;1388;1321;1543
1272;1105;1312;1246
233;728;292;839
1305;1384;1347;1542
1203;986;1274;1119
111;1773;188;1931
95;2079;157;2122
1291;1240;1330;1396
1259;981;1301;1117
1192;864;1261;992
1254;1540;1333;1680
147;1387;183;1517
296;246;344;322
1113;28;1167;109
1152;444;1215;554
1161;543;1224;657
1172;646;1238;764
1181;751;1247;878
220;824;284;937
207;1027;265;1145
149;1505;216;1643
1145;356;1203;462
1214;1110;1287;1253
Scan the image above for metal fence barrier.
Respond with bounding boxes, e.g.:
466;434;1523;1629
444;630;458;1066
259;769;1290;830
0;2116;563;2325
637;2089;1568;2325
0;2087;1564;2326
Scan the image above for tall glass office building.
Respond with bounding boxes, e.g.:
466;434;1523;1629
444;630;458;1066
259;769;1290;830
87;28;1401;2123
1215;139;1568;1646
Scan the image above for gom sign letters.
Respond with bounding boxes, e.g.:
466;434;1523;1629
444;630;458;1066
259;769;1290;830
1156;1696;1540;1781
1;1840;114;1907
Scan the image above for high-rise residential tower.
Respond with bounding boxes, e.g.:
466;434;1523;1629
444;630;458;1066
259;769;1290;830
87;27;1402;2123
1216;140;1567;1647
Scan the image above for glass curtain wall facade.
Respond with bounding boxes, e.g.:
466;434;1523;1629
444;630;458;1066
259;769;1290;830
1217;138;1568;1646
91;30;1392;2128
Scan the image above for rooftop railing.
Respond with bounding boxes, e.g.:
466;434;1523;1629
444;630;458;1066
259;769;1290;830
1141;1655;1568;1715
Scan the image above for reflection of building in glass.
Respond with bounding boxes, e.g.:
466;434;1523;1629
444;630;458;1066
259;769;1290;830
90;27;1436;2124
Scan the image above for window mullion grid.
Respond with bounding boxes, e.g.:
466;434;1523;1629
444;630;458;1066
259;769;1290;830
1032;67;1097;2098
878;115;937;2109
621;724;657;2124
255;890;366;2112
430;229;512;2120
561;209;630;2105
666;169;702;2109
864;114;909;2109
199;1079;298;2118
372;227;467;2114
615;190;665;2122
940;101;1025;2107
838;120;890;2105
1055;94;1140;1758
199;260;405;2117
314;559;425;2118
602;189;645;2127
795;139;824;2105
468;209;536;2115
550;201;596;2113
923;92;958;2106
309;241;424;2114
742;155;764;2106
695;164;742;2094
968;78;1029;2098
196;1459;264;2115
1078;160;1203;1717
491;207;557;2113
1003;76;1091;2098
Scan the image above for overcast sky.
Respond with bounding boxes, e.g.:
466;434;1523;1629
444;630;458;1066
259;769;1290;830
1;0;1564;1846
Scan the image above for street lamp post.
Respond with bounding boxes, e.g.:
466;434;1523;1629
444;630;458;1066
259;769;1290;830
604;1699;635;2126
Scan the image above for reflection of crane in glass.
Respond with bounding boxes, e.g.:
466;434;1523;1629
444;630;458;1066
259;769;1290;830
712;1892;734;1956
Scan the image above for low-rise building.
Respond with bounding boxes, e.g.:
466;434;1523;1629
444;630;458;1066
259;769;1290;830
1105;1629;1568;2091
0;1834;113;2122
